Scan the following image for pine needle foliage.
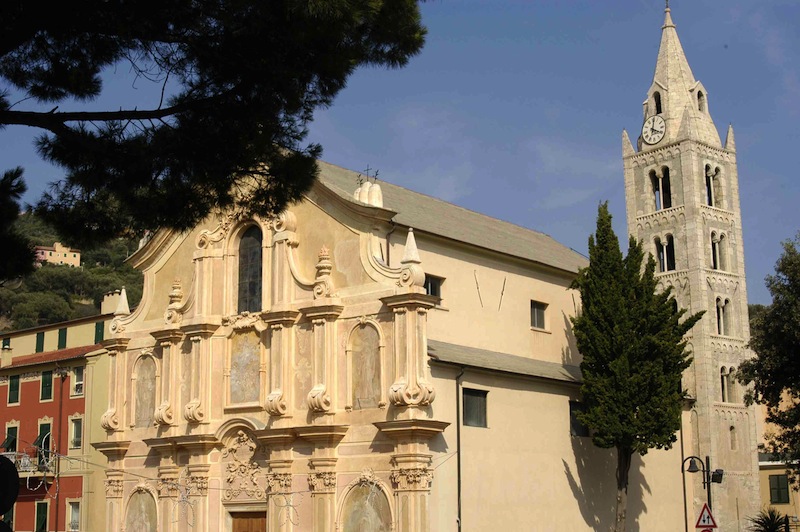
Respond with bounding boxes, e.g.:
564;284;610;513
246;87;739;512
0;0;426;258
570;202;703;532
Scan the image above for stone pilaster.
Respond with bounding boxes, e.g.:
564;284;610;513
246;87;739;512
99;337;130;432
296;425;348;531
374;420;449;532
93;441;130;531
180;323;218;424
262;311;301;417
257;428;296;532
152;329;184;428
299;302;344;415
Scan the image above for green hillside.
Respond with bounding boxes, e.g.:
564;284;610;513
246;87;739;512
0;213;144;332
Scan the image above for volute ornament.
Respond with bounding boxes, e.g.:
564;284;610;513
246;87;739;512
306;384;332;413
100;408;120;431
153;401;174;426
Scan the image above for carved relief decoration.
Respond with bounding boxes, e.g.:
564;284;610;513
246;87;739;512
222;311;266;332
390;467;433;491
222;430;266;501
266;472;293;493
105;478;124;498
196;210;241;249
308;471;337;493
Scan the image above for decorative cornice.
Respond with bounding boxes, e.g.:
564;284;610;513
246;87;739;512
92;440;131;459
373;420;450;442
294;425;349;445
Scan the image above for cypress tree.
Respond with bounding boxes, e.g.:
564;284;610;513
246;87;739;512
571;203;703;532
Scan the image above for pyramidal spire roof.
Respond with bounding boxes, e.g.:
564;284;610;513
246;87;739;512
646;6;721;148
653;7;696;92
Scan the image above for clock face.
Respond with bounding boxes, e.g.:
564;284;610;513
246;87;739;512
641;115;666;145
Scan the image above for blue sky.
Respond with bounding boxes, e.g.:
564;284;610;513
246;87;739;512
5;1;799;304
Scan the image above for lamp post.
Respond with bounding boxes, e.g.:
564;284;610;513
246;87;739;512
681;455;724;512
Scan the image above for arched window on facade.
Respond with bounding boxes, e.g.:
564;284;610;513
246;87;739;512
698;90;706;112
730;425;737;450
650;167;672;211
705;165;724;208
665;234;676;270
727;366;737;403
716;297;731;336
654;91;662;114
655;237;665;272
720;366;728;402
237;226;263;314
661;167;672;209
711;232;719;270
655;236;676;272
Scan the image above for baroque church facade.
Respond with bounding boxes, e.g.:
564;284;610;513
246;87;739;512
88;6;759;532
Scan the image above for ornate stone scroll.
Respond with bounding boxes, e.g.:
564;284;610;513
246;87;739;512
222;430;266;501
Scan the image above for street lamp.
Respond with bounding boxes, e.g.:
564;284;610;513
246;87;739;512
682;455;724;511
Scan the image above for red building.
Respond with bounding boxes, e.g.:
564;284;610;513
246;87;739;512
1;311;112;532
0;345;99;531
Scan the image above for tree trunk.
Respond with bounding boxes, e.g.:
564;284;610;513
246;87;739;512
614;447;633;532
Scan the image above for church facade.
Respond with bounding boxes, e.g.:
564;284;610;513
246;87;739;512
88;6;760;532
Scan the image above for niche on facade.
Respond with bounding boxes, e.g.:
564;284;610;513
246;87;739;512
132;352;159;428
228;331;262;406
338;469;393;532
124;486;158;531
346;321;384;411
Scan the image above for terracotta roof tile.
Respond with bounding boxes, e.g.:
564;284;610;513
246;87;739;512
5;344;103;369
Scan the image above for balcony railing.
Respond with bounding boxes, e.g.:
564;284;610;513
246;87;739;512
1;451;54;474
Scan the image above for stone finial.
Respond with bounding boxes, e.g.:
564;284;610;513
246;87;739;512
401;228;421;265
663;6;675;29
398;229;424;288
114;287;130;316
358;181;372;204
313;245;335;299
353;181;384;208
168;279;183;306
622;129;635;157
725;124;736;152
368;183;383;208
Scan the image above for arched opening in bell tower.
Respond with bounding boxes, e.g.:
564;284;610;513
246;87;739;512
654;91;662;114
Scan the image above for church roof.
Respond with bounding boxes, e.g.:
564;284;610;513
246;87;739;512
316;160;588;275
428;339;582;384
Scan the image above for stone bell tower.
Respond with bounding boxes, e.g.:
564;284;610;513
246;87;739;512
622;5;759;530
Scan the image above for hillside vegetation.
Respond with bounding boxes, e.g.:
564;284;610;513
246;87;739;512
0;213;143;332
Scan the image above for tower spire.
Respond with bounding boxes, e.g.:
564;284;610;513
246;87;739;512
646;5;721;148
